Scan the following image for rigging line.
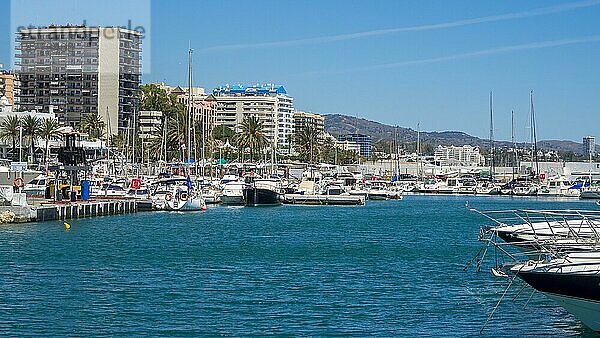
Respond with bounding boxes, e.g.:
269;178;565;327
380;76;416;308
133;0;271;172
480;274;517;334
523;288;536;309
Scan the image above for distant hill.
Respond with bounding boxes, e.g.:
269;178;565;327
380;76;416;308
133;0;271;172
323;114;591;154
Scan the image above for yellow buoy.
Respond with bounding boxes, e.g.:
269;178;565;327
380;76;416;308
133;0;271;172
64;222;71;230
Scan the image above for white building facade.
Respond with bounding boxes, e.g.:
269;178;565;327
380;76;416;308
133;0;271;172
212;85;293;154
434;145;485;166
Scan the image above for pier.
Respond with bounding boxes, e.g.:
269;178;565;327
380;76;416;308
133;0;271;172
283;194;365;205
0;199;146;223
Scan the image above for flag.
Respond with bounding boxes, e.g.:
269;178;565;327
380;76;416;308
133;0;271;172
186;175;192;189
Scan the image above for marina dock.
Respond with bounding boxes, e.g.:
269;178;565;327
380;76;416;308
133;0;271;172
283;194;365;205
1;199;147;223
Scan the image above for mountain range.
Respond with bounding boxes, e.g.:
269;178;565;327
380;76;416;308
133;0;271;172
323;114;589;154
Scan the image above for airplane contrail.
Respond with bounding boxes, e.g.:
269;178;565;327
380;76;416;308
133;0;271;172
299;35;600;75
204;0;600;51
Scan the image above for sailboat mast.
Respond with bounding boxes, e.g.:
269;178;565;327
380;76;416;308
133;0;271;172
489;91;494;180
530;90;539;178
511;110;516;181
106;106;112;176
394;126;399;176
187;48;193;164
416;123;421;181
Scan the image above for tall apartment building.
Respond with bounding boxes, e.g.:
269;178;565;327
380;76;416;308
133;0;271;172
583;136;596;156
212;84;293;153
293;111;324;134
15;25;141;135
0;70;15;105
434;145;485;166
337;133;372;158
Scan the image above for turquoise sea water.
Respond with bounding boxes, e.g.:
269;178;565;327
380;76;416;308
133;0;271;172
1;195;598;336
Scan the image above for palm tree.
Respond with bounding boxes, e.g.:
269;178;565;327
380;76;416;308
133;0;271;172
79;112;105;140
21;115;42;163
0;115;21;161
236;115;268;163
39;119;60;166
294;126;321;163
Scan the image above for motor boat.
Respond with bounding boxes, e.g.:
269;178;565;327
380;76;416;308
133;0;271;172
22;174;51;197
125;186;150;199
474;208;600;333
202;188;222;204
419;178;442;193
581;188;600;199
538;176;581;197
98;183;128;198
243;177;282;206
221;181;246;205
321;184;346;196
511;252;600;332
367;181;390;200
348;183;369;198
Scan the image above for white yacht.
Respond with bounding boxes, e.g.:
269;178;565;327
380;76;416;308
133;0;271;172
538;176;580;197
23;174;51;197
511;252;600;332
221;181;245;205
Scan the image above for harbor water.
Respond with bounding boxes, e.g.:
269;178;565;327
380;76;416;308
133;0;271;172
0;195;598;336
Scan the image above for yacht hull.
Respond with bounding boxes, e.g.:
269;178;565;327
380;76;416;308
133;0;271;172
221;195;245;205
243;188;281;206
581;191;600;199
545;293;600;332
368;192;388;200
517;270;600;331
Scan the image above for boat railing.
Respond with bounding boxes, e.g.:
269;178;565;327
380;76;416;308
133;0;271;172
472;208;600;227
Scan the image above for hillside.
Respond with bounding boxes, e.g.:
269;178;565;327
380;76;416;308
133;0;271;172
324;114;590;154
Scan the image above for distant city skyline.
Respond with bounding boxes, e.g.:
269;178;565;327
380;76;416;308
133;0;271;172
1;0;600;142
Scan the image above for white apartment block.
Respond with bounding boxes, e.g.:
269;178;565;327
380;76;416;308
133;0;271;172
212;85;293;154
434;145;485;166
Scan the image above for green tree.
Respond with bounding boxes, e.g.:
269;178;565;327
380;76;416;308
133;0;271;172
39;119;60;166
79;112;105;140
21;115;42;163
236;115;268;163
140;84;187;160
212;125;236;143
0;115;21;161
294;126;321;163
338;149;359;165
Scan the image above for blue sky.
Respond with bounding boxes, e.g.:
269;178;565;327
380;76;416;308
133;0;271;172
1;0;600;142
